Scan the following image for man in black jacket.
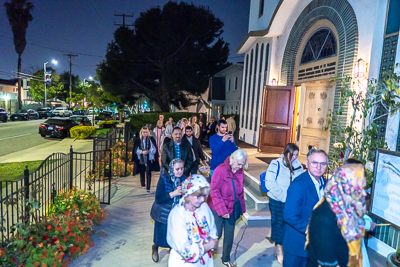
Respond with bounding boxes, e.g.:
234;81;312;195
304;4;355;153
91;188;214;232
161;126;193;176
184;126;207;175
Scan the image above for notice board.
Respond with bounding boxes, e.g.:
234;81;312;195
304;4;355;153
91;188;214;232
370;149;400;229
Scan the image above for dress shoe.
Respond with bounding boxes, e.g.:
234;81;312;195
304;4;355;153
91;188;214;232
222;262;236;267
152;244;159;262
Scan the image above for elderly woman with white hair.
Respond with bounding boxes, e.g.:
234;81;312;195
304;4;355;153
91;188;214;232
167;174;218;266
207;149;248;267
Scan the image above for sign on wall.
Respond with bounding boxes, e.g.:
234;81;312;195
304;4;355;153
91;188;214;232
370;148;400;229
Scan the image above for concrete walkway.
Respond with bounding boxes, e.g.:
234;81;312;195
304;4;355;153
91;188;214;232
70;174;386;267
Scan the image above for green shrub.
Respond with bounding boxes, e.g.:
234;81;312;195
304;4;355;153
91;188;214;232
70;126;97;139
98;120;118;128
130;112;204;133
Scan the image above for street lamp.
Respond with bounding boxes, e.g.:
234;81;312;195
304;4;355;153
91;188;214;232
83;76;93;87
44;59;58;107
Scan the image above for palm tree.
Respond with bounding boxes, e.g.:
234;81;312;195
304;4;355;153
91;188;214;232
4;0;34;110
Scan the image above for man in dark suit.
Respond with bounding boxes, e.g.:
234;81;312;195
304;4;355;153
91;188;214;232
184;126;207;175
161;126;193;177
282;149;328;267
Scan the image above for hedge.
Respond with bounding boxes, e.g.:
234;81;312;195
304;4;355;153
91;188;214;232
130;112;204;133
70;126;97;139
98;120;118;128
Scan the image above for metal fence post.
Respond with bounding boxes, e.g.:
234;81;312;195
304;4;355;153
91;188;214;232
24;166;30;220
69;146;73;190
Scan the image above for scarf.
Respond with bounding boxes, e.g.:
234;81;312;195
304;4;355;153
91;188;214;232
168;159;186;207
325;164;366;266
139;137;151;165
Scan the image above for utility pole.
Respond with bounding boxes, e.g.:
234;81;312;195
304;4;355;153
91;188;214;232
114;13;134;27
63;54;78;108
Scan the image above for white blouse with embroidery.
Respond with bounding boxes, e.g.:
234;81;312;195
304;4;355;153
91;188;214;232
167;201;218;266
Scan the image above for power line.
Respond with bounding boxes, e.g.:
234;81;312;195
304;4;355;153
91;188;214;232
114;13;134;27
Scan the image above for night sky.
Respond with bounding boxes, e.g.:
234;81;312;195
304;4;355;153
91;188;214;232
0;0;250;81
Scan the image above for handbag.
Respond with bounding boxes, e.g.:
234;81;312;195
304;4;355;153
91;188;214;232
231;179;243;220
260;161;280;192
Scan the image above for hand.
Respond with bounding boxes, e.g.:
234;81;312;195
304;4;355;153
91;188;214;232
222;213;230;219
229;135;234;142
370;222;377;231
142;150;149;155
222;134;230;142
170;186;183;198
202;160;207;165
203;238;218;252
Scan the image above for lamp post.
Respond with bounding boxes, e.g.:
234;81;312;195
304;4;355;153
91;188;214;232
44;59;57;107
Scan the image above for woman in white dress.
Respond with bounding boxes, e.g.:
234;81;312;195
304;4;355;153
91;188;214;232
167;174;218;266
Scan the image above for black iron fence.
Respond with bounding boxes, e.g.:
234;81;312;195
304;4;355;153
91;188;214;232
0;123;134;242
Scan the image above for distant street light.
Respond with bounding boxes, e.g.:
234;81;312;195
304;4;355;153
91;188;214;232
44;59;58;107
83;76;93;87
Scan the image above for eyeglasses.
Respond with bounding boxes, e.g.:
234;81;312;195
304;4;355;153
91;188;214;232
310;162;328;167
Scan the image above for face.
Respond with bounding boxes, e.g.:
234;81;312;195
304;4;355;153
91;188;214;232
219;123;227;134
185;129;193;138
141;130;149;138
231;157;246;173
169;117;173;122
187;194;206;209
157;120;163;127
289;150;299;163
173;162;184;178
173;129;182;143
159;114;164;121
193;117;197;123
306;152;328;179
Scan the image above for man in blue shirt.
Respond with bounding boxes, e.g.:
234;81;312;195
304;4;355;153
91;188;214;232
209;119;237;176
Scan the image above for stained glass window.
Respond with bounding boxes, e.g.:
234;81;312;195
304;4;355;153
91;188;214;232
300;28;337;65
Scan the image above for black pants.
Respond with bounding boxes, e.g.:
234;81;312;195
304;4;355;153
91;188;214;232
139;164;152;190
190;161;199;175
212;209;236;262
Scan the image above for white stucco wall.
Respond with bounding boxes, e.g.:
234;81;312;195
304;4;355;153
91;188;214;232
248;0;281;32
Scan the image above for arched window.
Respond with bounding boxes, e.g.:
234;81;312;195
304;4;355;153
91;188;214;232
300;28;337;65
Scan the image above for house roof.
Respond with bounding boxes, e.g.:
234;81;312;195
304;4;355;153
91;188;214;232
0;78;18;86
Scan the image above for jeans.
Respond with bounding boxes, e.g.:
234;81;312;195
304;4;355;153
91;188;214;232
211;209;236;262
139;164;152;190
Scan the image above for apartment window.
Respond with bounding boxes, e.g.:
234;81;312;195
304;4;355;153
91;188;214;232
259;0;264;17
234;77;238;90
227;78;231;92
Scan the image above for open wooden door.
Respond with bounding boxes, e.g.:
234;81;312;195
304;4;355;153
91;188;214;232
258;86;296;154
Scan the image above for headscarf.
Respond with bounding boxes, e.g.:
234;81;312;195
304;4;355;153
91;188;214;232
324;164;366;266
168;159;186;207
180;174;210;202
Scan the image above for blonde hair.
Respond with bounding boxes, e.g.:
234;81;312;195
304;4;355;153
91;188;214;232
229;149;248;169
139;126;149;139
184;187;210;203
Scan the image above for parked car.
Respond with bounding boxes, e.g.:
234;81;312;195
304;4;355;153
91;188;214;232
39;118;78;138
52;107;71;117
115;109;130;122
70;115;92;126
94;111;115;124
10;109;39;121
71;109;86;116
37;107;53;119
0;108;8;122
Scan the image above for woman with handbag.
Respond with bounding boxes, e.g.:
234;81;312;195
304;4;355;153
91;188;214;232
167;174;219;266
150;159;187;262
207;149;248;267
264;143;303;265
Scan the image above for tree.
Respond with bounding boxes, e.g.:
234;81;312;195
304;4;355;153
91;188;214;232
4;0;34;110
58;72;86;102
326;67;400;187
97;1;230;112
29;68;64;103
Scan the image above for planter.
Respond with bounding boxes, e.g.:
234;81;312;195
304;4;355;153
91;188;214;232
387;252;400;267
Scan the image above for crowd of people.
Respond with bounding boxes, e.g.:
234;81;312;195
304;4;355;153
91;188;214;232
132;113;372;267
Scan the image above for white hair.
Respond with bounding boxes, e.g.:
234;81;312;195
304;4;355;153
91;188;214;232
229;149;248;169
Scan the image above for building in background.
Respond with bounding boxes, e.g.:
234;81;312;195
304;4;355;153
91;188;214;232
237;0;400;256
208;63;243;120
0;79;20;113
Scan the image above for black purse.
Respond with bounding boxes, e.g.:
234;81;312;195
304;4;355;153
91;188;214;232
231;179;243;220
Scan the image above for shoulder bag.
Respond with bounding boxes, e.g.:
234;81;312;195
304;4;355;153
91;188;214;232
231;179;243;220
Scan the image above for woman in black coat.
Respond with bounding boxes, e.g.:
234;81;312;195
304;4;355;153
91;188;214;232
133;126;160;192
150;158;186;262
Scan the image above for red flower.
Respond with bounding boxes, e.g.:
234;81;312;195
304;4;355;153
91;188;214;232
42;235;50;241
47;225;52;230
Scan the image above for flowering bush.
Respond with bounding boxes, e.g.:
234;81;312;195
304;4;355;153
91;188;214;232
0;187;107;267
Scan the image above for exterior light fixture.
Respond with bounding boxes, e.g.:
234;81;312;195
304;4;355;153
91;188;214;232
271;78;277;86
354;58;367;79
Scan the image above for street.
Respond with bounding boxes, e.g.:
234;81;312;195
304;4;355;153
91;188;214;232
0;119;62;158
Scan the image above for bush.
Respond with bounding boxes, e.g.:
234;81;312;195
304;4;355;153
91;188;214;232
130;112;204;133
70;126;97;139
0;187;107;266
98;120;118;129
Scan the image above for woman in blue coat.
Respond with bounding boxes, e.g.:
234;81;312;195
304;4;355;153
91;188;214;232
150;159;187;262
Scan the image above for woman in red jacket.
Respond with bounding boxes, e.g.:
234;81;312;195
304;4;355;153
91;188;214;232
207;149;248;267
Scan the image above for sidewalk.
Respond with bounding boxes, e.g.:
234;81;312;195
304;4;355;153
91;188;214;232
70;174;386;267
0;138;93;163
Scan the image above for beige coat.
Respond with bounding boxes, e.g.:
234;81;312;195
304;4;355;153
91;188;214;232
226;117;236;133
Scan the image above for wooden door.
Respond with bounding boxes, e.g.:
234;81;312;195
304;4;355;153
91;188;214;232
258;86;296;153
